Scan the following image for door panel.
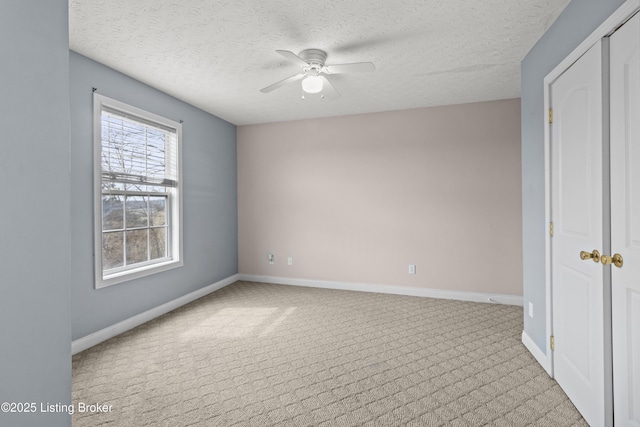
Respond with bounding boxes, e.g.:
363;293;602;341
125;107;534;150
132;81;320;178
551;40;605;426
630;290;640;423
610;12;640;427
559;89;591;236
560;266;591;379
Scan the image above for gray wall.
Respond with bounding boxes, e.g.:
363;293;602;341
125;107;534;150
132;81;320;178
0;1;72;426
70;52;238;340
521;0;625;352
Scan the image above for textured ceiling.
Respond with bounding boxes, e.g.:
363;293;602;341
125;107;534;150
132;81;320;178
69;0;570;125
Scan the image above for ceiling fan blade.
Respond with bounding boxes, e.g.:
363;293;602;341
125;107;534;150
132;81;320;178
319;76;340;99
260;73;304;93
275;50;309;68
325;62;375;74
333;30;422;53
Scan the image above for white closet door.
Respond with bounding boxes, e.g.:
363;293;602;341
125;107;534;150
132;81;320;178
610;12;640;427
551;40;606;427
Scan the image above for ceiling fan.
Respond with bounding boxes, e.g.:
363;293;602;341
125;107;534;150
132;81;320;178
260;49;375;99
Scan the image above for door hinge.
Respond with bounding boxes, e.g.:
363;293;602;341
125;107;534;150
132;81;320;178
548;108;553;123
549;222;554;237
550;335;555;351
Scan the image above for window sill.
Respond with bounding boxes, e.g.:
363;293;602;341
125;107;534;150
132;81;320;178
96;258;183;289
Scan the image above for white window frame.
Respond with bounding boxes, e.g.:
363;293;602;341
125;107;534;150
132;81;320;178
94;94;183;288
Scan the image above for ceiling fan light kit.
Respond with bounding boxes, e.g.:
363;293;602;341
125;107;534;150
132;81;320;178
260;48;375;100
301;72;323;94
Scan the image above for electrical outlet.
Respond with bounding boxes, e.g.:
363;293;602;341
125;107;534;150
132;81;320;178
287;256;293;266
528;302;534;318
268;253;274;265
408;264;416;275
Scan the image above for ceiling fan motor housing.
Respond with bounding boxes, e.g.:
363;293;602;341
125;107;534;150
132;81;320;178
299;49;327;70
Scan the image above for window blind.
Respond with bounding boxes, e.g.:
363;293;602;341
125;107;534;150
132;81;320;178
101;107;178;188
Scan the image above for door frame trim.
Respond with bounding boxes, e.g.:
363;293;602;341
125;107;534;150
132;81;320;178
539;0;640;377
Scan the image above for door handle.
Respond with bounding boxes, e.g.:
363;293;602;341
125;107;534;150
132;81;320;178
580;249;600;263
601;253;623;268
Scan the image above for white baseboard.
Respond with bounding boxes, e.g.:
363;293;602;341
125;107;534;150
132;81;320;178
237;274;523;306
71;273;240;355
522;330;553;376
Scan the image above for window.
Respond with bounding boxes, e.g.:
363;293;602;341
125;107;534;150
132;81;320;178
94;94;182;288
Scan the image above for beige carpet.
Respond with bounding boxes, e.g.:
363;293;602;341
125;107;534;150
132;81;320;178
72;281;586;426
